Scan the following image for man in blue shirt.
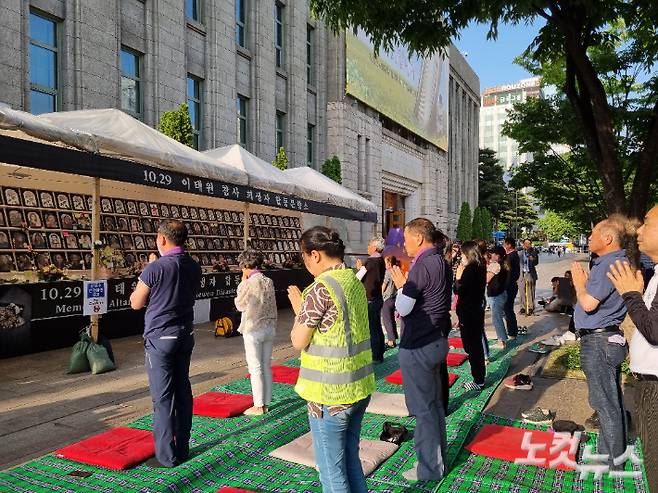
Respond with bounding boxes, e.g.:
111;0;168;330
130;219;202;467
571;215;629;469
391;218;452;481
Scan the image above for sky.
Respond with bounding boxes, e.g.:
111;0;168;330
452;20;546;92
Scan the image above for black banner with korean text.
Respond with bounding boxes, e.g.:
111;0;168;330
0;135;377;222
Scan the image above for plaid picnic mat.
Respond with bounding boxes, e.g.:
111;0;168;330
1;338;646;492
439;414;648;493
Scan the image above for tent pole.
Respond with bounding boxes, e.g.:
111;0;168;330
90;177;101;343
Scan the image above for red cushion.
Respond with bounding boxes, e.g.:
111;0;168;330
248;365;300;385
55;427;154;470
385;369;459;387
465;424;577;470
448;337;464;349
217;488;258;493
193;392;254;418
384;369;404;385
447;352;468;366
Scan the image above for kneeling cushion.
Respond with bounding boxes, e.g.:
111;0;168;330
366;392;408;416
193;392;254;418
448;337;464;349
269;432;398;476
384;369;459;387
465;424;577;470
55;427;154;470
447;352;468;366
248;365;299;385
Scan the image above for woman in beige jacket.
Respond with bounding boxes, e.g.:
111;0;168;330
234;249;278;415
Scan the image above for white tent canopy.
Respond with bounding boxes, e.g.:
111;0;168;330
0;107;247;185
283;166;377;215
203;144;322;201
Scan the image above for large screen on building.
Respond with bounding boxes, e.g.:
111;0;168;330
345;29;449;151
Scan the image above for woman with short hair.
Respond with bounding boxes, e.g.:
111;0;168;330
287;226;375;492
234;249;278;415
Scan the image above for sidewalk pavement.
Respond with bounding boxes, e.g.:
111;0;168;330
0;252;636;473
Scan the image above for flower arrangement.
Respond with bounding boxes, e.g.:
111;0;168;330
261;257;276;270
0;303;25;331
212;257;230;272
94;241;125;270
37;264;65;282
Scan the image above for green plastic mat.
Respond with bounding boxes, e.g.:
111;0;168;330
0;338;645;492
439;413;648;493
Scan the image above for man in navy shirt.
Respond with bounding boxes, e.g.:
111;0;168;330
130;219;202;467
571;215;629;469
391;218;452;481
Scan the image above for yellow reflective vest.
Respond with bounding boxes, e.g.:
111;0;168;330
295;268;375;405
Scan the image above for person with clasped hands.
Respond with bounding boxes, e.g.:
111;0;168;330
286;226;375;493
570;215;632;470
607;205;658;492
389;218;452;481
130;219;202;468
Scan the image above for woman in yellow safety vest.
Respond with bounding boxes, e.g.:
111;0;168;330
287;226;375;493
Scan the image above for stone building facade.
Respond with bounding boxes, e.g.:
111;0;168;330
0;0;479;250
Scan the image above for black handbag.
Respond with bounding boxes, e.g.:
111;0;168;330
380;421;408;445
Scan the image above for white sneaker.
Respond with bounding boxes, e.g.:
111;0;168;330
541;336;562;346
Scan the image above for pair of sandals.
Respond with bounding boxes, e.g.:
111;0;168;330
517;325;529;335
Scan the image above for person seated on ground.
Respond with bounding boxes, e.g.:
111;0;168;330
541;271;577;313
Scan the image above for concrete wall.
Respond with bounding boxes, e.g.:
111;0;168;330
0;0;327;168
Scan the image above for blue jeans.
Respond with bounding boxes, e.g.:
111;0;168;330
399;338;448;480
490;292;508;342
145;332;194;466
579;332;628;465
504;283;519;336
308;396;371;493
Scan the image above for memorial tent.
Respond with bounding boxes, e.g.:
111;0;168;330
203;144;323;202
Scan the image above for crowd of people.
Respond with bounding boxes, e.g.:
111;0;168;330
129;207;658;492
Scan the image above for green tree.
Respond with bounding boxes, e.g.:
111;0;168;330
536;211;579;242
310;0;658;217
272;147;289;171
478;148;508;221
503;27;658;227
158;103;193;147
500;190;537;238
456;202;473;241
321;155;342;184
481;208;493;241
471;207;484;240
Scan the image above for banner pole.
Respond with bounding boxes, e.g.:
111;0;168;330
90;177;101;342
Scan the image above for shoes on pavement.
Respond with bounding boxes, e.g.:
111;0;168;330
504;374;533;391
522;407;556;424
541;335;562;346
518;326;529;335
519;308;526;315
585;411;600;429
462;381;485;391
529;343;550;354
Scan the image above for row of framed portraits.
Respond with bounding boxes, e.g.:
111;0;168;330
0;249;302;272
1;186;301;228
0;228;301;253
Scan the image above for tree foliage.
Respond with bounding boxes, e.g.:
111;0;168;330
310;0;658;217
272;147;289;171
481;208;493;240
471;207;484;240
536;211;579;242
500;191;538;237
321;155;342;184
478;148;508;222
456;202;473;241
158;103;193;147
